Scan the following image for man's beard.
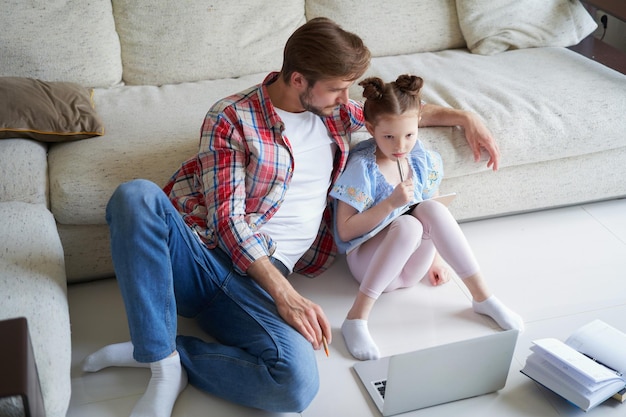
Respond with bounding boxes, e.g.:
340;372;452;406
299;89;336;117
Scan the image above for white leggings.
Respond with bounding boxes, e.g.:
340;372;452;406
346;200;480;299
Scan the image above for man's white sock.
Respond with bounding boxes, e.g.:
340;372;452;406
82;341;148;372
342;318;381;361
130;352;188;417
473;295;525;331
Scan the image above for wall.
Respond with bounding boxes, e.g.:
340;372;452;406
592;11;626;53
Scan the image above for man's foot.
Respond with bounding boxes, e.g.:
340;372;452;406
473;295;525;331
82;341;148;372
342;318;381;360
83;342;187;417
130;352;188;417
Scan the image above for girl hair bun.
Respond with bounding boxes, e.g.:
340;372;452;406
394;74;423;96
359;77;385;100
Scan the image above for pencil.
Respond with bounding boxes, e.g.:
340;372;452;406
397;158;404;182
322;335;329;357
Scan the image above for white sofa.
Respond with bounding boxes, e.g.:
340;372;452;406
1;1;625;416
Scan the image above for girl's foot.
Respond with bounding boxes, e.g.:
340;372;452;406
473;295;524;331
342;318;381;360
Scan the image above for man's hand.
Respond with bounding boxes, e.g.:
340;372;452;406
247;257;331;350
273;283;331;350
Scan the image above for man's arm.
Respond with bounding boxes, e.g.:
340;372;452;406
420;103;500;171
247;257;332;350
201;100;331;349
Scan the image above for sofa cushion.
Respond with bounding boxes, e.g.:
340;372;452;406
0;139;48;205
58;224;113;283
0;0;122;88
456;0;597;55
112;0;305;85
441;147;626;220
306;0;465;56
354;47;626;178
0;202;71;417
49;73;267;225
0;78;105;142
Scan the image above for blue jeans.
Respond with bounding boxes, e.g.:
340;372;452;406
105;179;319;412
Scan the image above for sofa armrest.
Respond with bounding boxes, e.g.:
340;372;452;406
569;0;626;74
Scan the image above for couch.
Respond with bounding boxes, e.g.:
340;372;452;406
1;1;624;416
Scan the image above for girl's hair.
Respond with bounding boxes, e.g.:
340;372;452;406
281;17;371;85
359;75;424;124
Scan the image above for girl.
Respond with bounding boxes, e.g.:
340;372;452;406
330;75;523;361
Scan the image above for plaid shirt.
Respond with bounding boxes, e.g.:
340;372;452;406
163;72;365;277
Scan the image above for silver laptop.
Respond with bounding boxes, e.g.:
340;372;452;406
353;330;519;416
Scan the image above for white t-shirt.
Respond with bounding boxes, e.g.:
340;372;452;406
262;109;336;272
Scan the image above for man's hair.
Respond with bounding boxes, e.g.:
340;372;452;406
281;17;371;85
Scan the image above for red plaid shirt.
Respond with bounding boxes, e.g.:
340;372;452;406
163;72;365;277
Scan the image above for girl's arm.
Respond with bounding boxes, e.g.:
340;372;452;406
420;103;500;171
335;179;413;242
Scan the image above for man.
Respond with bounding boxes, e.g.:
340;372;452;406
82;17;500;417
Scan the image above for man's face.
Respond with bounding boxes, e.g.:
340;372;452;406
299;78;353;117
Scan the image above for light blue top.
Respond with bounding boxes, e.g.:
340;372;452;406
330;138;443;254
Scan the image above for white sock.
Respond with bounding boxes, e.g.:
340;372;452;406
130;352;188;417
82;341;148;372
473;295;525;332
342;319;380;361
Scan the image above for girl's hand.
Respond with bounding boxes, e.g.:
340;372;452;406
388;178;414;209
462;112;500;171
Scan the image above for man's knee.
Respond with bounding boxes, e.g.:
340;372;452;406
106;179;163;220
274;354;319;412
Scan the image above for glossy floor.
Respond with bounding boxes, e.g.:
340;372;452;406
67;198;626;416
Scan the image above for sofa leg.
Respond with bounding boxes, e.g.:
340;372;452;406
0;317;45;417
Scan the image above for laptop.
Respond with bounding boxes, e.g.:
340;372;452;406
353;330;519;416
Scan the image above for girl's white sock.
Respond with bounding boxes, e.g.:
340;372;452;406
472;295;525;331
130;352;188;417
82;341;148;372
342;318;381;360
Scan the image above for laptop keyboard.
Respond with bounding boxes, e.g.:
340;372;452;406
373;379;387;399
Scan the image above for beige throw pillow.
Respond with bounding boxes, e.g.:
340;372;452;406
306;0;466;56
0;0;122;88
112;0;305;85
456;0;597;55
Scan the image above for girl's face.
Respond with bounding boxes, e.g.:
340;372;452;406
365;112;419;162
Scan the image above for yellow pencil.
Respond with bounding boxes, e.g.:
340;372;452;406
322;335;329;357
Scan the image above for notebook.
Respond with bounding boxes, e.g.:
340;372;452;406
353;330;519;416
361;193;458;249
429;192;456;206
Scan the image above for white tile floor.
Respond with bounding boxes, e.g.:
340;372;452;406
67;198;626;417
